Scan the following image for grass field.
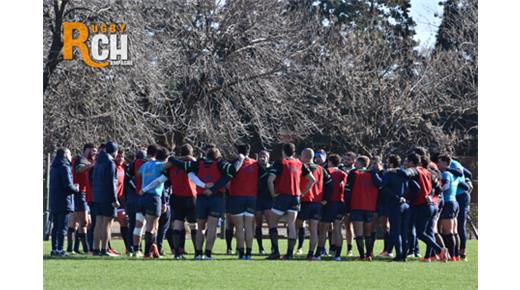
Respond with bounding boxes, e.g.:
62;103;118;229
43;239;477;289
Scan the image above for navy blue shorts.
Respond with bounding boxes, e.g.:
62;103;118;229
256;197;273;211
74;192;88;212
377;204;390;217
344;199;352;214
92;202;116;218
272;195;300;215
139;193;162;217
171;195;196;223
228;196;256;216
321;202;345;223
440;200;459;219
196;195;224;220
351;210;375;223
297;202;322;221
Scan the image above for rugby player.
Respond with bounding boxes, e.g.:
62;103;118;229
296;148;331;260
69;143;96;254
318;154;347;261
380;154;411;261
126;149;147;257
340;151;356;256
403;153;447;262
345;156;379;261
166;144;199;259
168;145;242;260
266;143;316;260
437;154;461;261
228;144;258;259
91;141;120;256
114;150;130;254
372;156;393;257
255;150;271;255
449;156;473;261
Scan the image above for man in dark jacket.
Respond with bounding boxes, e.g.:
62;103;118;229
49;148;79;256
91;141;120;256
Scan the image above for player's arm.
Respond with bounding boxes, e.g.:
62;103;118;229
300;164;316;197
62;165;79;195
125;166;136;190
76;159;93;174
440;172;451;192
343;171;356;206
140;173;169;194
322;168;332;202
109;162;119;205
268;161;282;197
166;156;198;172
371;169;384;189
234;154;246;171
207;160;236;194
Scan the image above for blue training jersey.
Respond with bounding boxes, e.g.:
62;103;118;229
139;160;166;196
449;159;467;195
441;171;458;202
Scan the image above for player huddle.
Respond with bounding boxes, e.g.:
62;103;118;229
48;141;473;262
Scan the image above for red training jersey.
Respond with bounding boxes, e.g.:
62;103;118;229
134;159;145;193
196;159;224;195
413;167;433;206
300;164;324;203
229;158;259;197
116;164;125;199
350;170;379;211
274;159;305;196
328;167;347;202
168;157;197;198
72;156;93;202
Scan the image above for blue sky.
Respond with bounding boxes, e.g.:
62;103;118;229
410;0;444;49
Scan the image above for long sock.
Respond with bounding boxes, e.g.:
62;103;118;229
347;243;352;252
255;227;264;251
287;238;296;257
269;228;279;254
370;232;376;256
204;249;212;258
335;245;342;258
74;230;81;252
180;228;186;252
442;234;453;258
297;228;305;250
330;244;337;253
435;233;445;248
225;228;233;250
384;230;393;253
66;227;75;252
327;230;333;251
165;229;174;254
355;237;365;258
120;227;129;252
246;248;252;256
172;230;182;256
78;233;89;253
315;246;324;257
190;229;197;253
455;234;461;257
144;232;152;256
452;234;459;257
307;250;314;259
238;248;245;259
365;236;374;258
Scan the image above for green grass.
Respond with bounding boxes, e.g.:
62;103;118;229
43;239;477;289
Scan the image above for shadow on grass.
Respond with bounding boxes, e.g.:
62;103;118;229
43;254;401;263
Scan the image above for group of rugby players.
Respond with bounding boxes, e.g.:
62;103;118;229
48;140;473;263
